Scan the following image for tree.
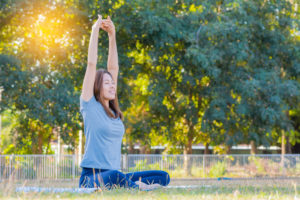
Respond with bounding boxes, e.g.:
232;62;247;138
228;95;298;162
190;0;300;154
0;0;299;172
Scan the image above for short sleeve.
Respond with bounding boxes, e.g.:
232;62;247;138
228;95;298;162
80;95;97;115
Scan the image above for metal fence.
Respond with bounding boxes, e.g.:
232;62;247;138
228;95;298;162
0;154;299;180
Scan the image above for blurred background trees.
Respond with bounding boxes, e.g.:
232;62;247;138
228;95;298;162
0;0;299;175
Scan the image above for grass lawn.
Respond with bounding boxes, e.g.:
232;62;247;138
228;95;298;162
0;178;299;199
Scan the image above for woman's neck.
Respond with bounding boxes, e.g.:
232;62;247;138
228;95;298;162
104;100;109;107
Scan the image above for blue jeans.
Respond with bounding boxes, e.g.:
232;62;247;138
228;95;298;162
79;167;170;189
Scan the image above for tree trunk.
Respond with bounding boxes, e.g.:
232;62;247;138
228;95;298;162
283;110;292;154
139;144;151;154
128;142;134;154
36;131;44;179
45;134;52;154
127;131;135;154
37;132;43;154
286;136;292;154
139;144;151;165
139;144;145;154
183;133;193;176
225;145;231;154
250;140;257;154
203;143;210;172
204;143;210;154
281;130;286;155
284;110;292;154
145;144;151;154
281;130;286;168
58;130;61;155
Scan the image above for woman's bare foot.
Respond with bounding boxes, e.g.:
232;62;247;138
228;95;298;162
135;181;161;190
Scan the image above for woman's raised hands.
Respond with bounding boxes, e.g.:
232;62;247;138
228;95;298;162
92;14;103;30
101;16;115;37
92;15;115;38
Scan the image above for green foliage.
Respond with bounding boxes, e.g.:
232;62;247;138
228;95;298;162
289;108;300;145
248;156;267;175
209;161;227;177
0;109;15;153
191;0;300;147
165;165;205;178
129;159;161;171
0;0;299;156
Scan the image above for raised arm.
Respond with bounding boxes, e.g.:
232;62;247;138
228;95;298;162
81;15;102;101
102;16;119;90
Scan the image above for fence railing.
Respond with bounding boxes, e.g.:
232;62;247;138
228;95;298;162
0;154;299;180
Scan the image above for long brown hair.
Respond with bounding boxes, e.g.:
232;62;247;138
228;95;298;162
93;69;123;120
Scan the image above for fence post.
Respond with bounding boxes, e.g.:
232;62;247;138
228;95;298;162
9;155;12;179
0;156;1;181
123;154;128;172
72;154;75;180
55;154;58;180
203;155;205;177
281;153;286;176
126;154;128;172
160;155;163;170
3;153;297;181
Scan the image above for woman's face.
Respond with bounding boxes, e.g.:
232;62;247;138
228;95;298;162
102;73;116;100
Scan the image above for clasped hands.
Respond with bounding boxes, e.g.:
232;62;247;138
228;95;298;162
92;14;115;37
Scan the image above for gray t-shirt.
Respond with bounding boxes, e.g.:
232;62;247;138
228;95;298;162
79;95;125;170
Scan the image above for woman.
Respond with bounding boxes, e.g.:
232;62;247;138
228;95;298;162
78;14;170;191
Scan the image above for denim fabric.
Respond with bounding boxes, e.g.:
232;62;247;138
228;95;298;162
79;167;170;189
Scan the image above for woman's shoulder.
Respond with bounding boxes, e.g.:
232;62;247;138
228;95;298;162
80;95;96;107
80;95;95;103
80;95;106;113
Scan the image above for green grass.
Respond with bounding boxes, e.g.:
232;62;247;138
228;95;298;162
0;179;299;199
0;186;298;200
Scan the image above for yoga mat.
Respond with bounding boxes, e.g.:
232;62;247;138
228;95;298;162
15;185;210;193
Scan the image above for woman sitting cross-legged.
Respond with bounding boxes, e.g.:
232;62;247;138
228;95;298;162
78;14;170;191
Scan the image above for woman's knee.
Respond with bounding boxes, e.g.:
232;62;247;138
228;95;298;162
160;171;170;186
79;175;96;188
105;170;124;179
102;170;126;184
102;170;137;189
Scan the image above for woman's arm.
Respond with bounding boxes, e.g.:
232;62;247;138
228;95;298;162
102;16;119;90
81;15;102;101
